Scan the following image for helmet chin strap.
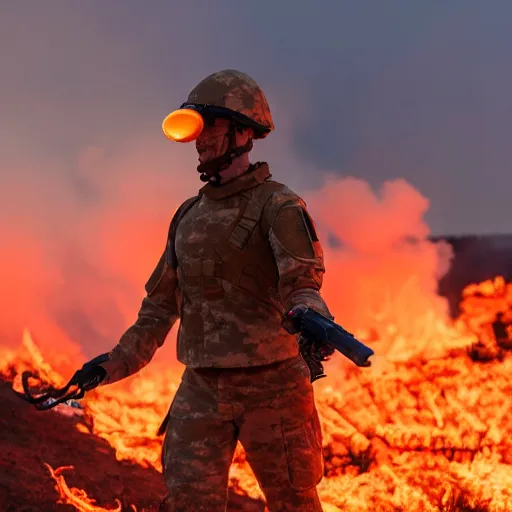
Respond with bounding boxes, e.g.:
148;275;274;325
197;122;253;187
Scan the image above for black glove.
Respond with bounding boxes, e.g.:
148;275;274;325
74;363;107;391
282;305;308;334
72;352;110;391
284;306;335;382
314;340;335;359
18;353;109;411
284;307;335;357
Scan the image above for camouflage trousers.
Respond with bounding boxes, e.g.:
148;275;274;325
159;355;324;512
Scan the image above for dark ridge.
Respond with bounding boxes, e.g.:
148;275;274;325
431;234;512;317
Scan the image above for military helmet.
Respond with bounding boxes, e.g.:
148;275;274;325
184;69;274;139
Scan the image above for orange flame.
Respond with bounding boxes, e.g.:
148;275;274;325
2;328;66;395
45;463;131;512
2;273;511;511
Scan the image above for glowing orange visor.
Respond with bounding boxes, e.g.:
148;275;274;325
162;103;268;143
162;108;205;143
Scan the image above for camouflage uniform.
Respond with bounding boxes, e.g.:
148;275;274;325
160;356;324;512
100;71;332;511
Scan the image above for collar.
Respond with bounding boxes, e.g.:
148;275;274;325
199;162;272;200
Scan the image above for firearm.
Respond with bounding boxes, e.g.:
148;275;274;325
286;307;374;382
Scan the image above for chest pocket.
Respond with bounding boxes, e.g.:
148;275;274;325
177;182;285;299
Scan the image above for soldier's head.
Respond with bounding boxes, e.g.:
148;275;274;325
162;69;274;184
194;117;254;168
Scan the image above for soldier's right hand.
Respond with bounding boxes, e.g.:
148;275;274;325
72;353;110;391
74;364;107;391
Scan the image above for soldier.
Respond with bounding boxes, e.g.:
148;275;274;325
81;70;333;511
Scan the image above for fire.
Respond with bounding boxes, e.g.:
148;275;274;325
1;328;66;395
455;276;512;359
45;463;127;512
1;174;511;510
2;275;511;511
84;364;180;470
315;347;512;510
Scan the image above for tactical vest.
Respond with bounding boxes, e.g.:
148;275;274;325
166;178;301;368
167;180;286;302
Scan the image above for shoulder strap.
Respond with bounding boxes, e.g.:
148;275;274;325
165;194;202;266
227;181;285;249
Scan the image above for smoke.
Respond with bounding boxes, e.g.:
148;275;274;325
0;126;455;372
305;176;455;362
0;76;456;373
0;132;199;366
0;4;458;372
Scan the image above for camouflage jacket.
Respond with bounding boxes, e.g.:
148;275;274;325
102;163;332;384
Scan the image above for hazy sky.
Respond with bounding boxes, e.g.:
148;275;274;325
1;0;511;235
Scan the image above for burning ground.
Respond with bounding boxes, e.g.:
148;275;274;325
0;371;167;512
1;279;511;511
0;177;511;511
0;370;263;512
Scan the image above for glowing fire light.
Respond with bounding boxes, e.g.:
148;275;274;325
45;463;129;512
2;328;66;395
2;274;512;511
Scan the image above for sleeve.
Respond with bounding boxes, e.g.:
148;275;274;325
266;191;333;320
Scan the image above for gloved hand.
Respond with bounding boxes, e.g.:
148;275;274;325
282;305;308;334
72;352;110;391
285;305;336;360
74;363;107;391
18;352;110;411
314;340;335;359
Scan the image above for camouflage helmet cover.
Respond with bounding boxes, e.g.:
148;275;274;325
186;69;274;139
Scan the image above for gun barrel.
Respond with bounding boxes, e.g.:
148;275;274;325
326;331;374;367
300;308;374;367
